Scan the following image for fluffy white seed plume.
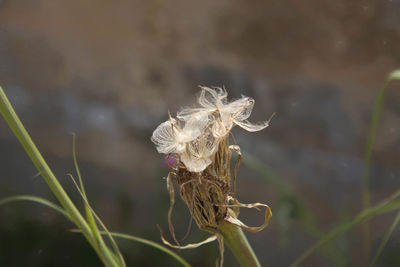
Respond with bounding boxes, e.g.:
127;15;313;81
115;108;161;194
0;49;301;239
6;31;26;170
151;113;209;155
153;86;273;266
152;86;272;173
180;129;220;172
180;152;212;173
178;86;270;137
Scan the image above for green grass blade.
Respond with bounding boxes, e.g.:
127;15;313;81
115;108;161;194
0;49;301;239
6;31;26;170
291;189;400;266
242;151;346;265
101;231;191;267
72;133;87;198
241;152;289;195
72;229;191;267
71;135;125;266
369;211;400;267
362;69;400;257
67;174;126;267
0;194;124;267
0;195;71;220
0;194;189;267
72;134;102;245
72;230;191;267
0;86;119;267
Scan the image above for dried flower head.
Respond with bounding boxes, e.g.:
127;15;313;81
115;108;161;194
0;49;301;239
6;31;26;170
151;86;273;266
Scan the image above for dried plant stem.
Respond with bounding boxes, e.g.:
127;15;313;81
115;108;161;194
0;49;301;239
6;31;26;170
218;220;261;267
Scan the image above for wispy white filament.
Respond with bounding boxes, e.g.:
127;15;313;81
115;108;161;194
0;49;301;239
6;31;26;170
151;86;271;172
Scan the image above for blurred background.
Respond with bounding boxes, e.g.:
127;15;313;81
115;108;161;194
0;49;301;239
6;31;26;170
0;0;400;266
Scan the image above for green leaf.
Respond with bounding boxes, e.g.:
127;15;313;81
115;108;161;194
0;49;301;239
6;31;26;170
67;174;126;267
362;69;400;257
0;195;70;220
0;85;119;267
0;194;189;267
71;229;191;267
369;211;400;266
291;189;400;266
71;134;106;259
100;231;191;267
242;152;345;264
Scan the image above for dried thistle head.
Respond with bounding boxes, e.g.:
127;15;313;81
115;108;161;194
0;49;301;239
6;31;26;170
151;86;273;266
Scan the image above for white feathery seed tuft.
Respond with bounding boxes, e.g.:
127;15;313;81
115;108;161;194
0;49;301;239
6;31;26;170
151;86;272;172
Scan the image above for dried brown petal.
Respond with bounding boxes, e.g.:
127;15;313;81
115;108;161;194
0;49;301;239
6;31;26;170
224;201;272;232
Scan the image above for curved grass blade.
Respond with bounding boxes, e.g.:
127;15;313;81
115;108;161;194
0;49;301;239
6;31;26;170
0;195;71;220
362;69;400;257
70;230;191;267
291;189;400;266
72;133;96;225
67;174;126;267
0;194;189;267
240;152;288;195
71;135;125;265
105;231;191;267
241;151;347;265
0;86;121;266
71;134;104;254
369;211;400;267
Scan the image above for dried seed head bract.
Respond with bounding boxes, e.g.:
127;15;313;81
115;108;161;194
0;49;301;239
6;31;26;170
151;86;273;266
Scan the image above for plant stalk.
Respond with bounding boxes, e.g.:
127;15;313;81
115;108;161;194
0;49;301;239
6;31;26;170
0;86;118;267
361;70;400;262
218;220;261;267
